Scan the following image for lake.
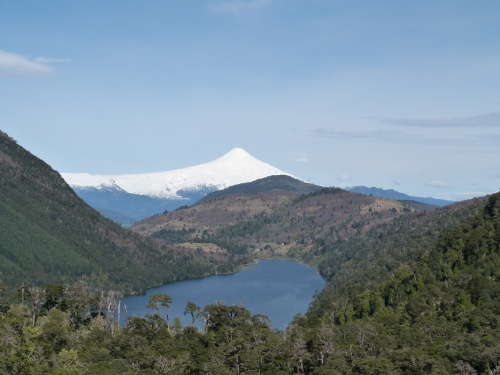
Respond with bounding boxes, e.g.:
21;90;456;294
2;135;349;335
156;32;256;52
119;259;325;330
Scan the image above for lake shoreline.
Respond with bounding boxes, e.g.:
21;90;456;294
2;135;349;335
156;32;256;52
119;259;326;330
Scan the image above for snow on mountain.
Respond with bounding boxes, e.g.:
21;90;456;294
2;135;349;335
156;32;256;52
62;148;293;199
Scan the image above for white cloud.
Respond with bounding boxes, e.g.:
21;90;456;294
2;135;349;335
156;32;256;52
335;174;350;188
210;0;272;15
295;157;309;163
426;180;449;189
312;127;430;144
0;50;53;77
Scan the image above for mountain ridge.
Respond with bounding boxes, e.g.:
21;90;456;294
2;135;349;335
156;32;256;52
347;185;454;206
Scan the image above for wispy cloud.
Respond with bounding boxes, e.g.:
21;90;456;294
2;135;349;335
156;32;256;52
210;0;272;15
312;127;430;143
295;157;309;163
0;50;53;77
426;180;449;189
311;126;500;146
34;56;71;64
369;112;500;129
314;128;390;139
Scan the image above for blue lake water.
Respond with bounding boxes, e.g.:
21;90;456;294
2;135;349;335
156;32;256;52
119;259;325;330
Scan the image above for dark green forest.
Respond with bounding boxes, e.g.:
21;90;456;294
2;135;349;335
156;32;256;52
0;131;244;294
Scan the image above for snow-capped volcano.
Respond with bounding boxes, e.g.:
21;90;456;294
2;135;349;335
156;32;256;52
62;148;293;199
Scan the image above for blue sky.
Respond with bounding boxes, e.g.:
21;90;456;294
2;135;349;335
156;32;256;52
1;0;499;201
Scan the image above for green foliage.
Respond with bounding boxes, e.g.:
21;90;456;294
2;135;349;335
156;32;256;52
184;301;201;327
151;227;196;242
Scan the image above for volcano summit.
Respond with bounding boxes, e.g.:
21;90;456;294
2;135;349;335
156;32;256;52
62;148;294;224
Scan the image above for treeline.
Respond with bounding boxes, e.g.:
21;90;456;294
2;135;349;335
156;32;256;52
1;192;499;374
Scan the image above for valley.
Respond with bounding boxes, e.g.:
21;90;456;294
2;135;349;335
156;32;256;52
1;129;499;374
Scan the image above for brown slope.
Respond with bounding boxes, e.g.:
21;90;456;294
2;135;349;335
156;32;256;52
132;187;419;258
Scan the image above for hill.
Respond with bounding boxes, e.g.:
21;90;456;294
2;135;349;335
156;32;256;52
198;175;322;202
0;131;237;294
314;195;489;292
133;183;422;261
298;192;499;373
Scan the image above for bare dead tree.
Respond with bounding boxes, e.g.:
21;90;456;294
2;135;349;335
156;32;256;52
117;300;121;333
28;285;43;327
97;290;104;317
124;303;128;329
106;291;118;336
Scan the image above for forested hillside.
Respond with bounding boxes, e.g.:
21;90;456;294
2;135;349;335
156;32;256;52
297;191;500;373
133;185;421;262
0;131;238;294
0;186;497;374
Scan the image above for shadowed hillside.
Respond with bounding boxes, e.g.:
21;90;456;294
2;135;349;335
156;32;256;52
0;131;237;294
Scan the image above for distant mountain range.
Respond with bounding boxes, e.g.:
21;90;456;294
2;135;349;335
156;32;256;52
62;148;295;224
346;186;454;207
62;149;455;225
